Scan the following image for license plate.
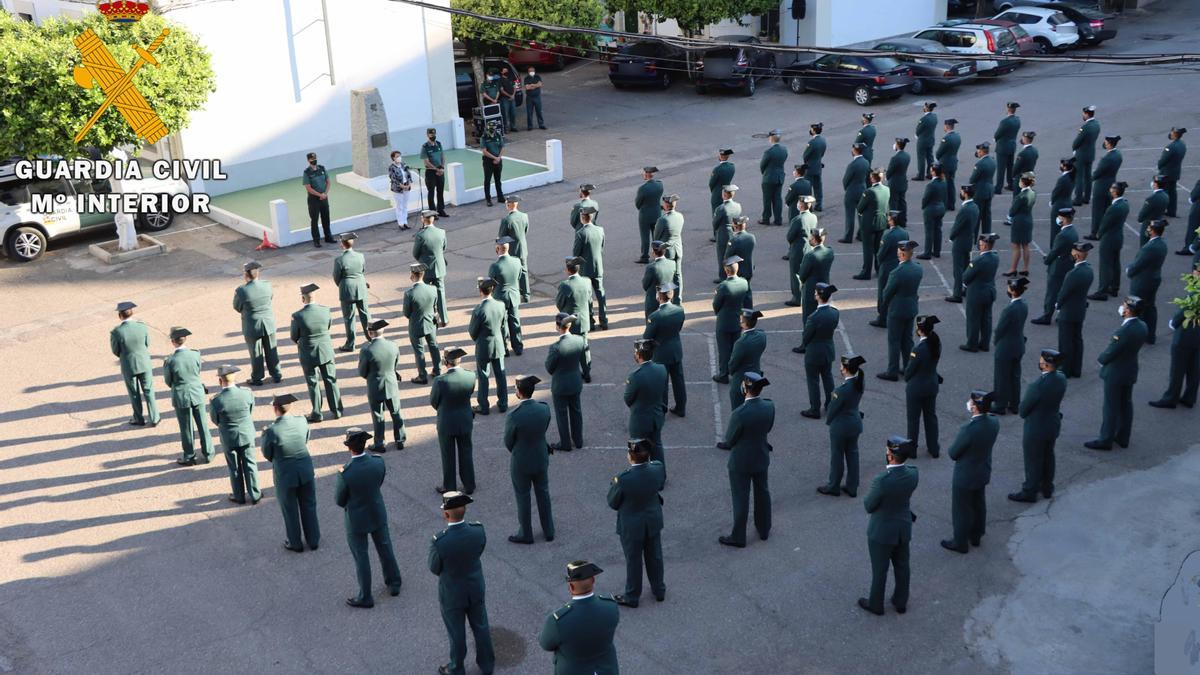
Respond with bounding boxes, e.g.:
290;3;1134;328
955;65;969;74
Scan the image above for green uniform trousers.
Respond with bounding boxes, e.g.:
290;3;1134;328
370;399;406;449
905;391;939;456
1098;380;1134;446
789;256;803;304
348;526;402;602
867;539;910;613
805;363;834;413
663;361;686;414
340;299;371;349
502;299;524;353
1057;320;1084;378
1161;343;1199;406
728;469;771;545
1097;241;1121;296
965;298;993;350
1020;430;1057;498
430;278;448;325
123;371;159;424
411;334;442;379
303;361;342;418
826;428;860;493
552;394;583;450
477;356;508;411
443;601;495;675
621;532;665;601
992;355;1021;413
246;334;281;384
762;183;783;225
949;247;969;300
224;444;261;502
924;212;946;257
512;469;554;540
279;479;320;548
589;278;608;327
860;230;882;277
174;404;214;461
950;485;986;548
439;431;475;493
638;221;654;259
886;317;915;376
715;329;739;379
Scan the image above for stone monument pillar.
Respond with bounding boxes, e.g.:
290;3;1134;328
350;88;390;178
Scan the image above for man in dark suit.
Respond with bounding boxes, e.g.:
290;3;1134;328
336;428;402;608
1054;242;1096;379
718;372;775;548
944;186;980;302
993;101;1021;193
961;233;1000;352
1086;297;1149;450
625;339;669;468
800;283;840;417
429;492;495;675
608;439;666;608
1008;350;1068;503
1072;105;1100;205
941;390;999;554
858;435;919;616
879;241;923;380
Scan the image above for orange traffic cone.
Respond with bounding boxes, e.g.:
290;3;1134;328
255;231;278;251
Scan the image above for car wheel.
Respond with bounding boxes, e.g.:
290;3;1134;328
695;85;707;95
997;1;1013;9
744;76;756;96
788;75;806;94
853;86;871;106
1033;37;1052;54
137;207;174;232
553;54;566;70
910;78;925;94
612;81;625;89
660;72;672;89
6;225;47;262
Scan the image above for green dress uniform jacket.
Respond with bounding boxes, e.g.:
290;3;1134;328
290;303;342;418
712;275;749;379
505;398;555;540
261;414;319;548
1096;197;1129;296
825;378;863;493
556;274;593;338
785;176;813;221
875;226;909;321
163;347;213;461
963;250;1000;350
233;279;281;383
210;385;259;502
801;305;839;413
992;297;1029;413
358;337;406;448
607;460;666;601
641;257;674;316
1013;143;1038;179
429;521;495;675
712;199;743;279
1089;149;1123;237
545;333;587;449
489;254;525;353
570;197;599;231
1137;189;1169;247
709;160;736;212
947;413;999;547
969;154;997;230
653;210;686;300
804;135;827;209
760;142;788;224
333;249;371;348
882;260;924;375
937;131;962;208
727;230;757;302
904;338;941;456
887;150;911;212
842;155;870;240
404;281;442;379
1127;236;1168;341
573;222;608;327
1072;117;1101;202
538;594;620;675
787;211;818;303
414;224;449;322
625;361;669;465
1160;310;1200;406
1042;224;1079;319
336;454;402;602
431;367;478;493
469;296;509;410
915;111;938;176
797;244;834;324
725;396;775;544
1049;173;1075;248
863;463;919;613
1159;138;1187;216
856;123;877;163
111;319;159;425
499;209;531;301
727;328;766;410
1096;317;1148;446
1056;261;1094;378
922;177;948;256
635;178;664;258
994;114;1021;191
857;182;890;276
1007;188;1035;245
950;200;982;299
1017;369;1067;499
644;302;687;414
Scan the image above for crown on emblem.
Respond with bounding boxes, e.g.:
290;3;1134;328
97;1;150;23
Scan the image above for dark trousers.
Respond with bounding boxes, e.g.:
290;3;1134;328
307;194;331;242
589;277;608;327
410;333;442;379
246;334;281;383
867;539;910;612
638;221;654;259
950;485;986;547
944;170;957;211
995;151;1014;193
1162;344;1200;406
889;189;907;214
526;95;544;128
439;430;475;492
1097;241;1121;295
789;256;803;303
1042;273;1066;319
512;469;554;539
552;393;583;449
174;403;214;461
875;266;894;321
1073;159;1093;203
842;198;857;240
223;445;261;502
977;197;991;233
1144;300;1159;344
949;245;970;299
122;371;159;424
887;315;915;375
621;532;665;601
715;228;731;280
500;99;517;132
503;299;523;353
426;170;446;213
924;211;946;257
905;391;939;455
1099;380;1134;446
992;354;1021;413
1021;429;1057;498
303;361;342;418
811;174;824;210
340;299;371;349
1090;189;1113;237
728;469;770;545
915;140;934;177
1058;320;1084;378
369;397;406;448
805;363;834;412
279;479;320;548
965;297;993;350
762;182;783;224
347;525;402;601
442;601;495;675
860;230;882;276
482;159;504;201
477;356;507;410
827;429;860;492
661;360;687;413
429;277;448;325
716;329;739;378
1163;177;1179;216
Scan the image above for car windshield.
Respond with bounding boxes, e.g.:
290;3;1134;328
866;57;902;70
1049;12;1069;24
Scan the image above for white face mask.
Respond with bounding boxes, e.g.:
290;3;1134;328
893;144;899;152
1056;217;1064;226
1117;305;1126;318
528;71;535;77
965;400;974;414
1151;181;1157;189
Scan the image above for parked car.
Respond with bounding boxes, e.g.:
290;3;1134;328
0;157;186;262
454;58;524;121
870;38;977;94
783;54;914;106
995;0;1085;10
993;6;1080;52
973;18;1040;55
1040;2;1117;45
608;41;687;89
694;35;776;96
507;41;582;70
913;22;1021;75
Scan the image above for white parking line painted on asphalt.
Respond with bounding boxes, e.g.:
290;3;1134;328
927;258;966;317
836;323;854;355
707;333;723;443
154;222;221;237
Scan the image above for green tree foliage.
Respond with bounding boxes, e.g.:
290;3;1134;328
451;0;603;56
1173;269;1200;328
616;0;779;34
0;11;215;158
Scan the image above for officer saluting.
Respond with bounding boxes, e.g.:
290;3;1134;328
991;277;1030;415
163;326;214;466
290;283;343;423
799;283;839;418
1008;349;1068;503
718;372;775;547
1085;296;1148;451
429;492;495;675
625;339;669;471
111;301;159;427
941;390;999;554
233;261;282;386
358;319;407;451
859;435;918;616
709;149;735;213
505;375;555;544
634;166;663;263
431;347;477;495
644;283;687;417
608;438;667;608
262;393;319;552
804;123;827;211
332;232;371;352
210;364;259;504
336;428;402;608
960;233;1000;353
538;561;619;674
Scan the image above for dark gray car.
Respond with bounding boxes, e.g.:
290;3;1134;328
871;38;978;94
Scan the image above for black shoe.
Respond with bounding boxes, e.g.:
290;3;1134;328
757;219;769;225
306;413;323;423
669;407;685;417
394;441;405;451
338;343;355;353
508;535;534;544
371;445;387;454
915;253;932;260
792;346;807;354
410;376;429;385
1007;492;1037;503
545;534;555;542
655;592;665;602
244;379;264;387
843;487;857;498
548;443;571;453
1001;271;1017;278
1083;234;1099;241
712;375;729;384
891;601;907;615
128;418;146;426
1176;249;1194;256
1087;292;1109;301
716;441;731;450
313;240;322;248
437;212;450;218
272;375;282;384
345;597;374;609
718;535;745;548
1149;399;1177;409
858;598;884;616
635;256;649;264
868;319;886;328
438;666;453;675
473;405;490;415
813;206;823;212
486;199;494;207
970;538;981;547
838;238;853;244
944;296;963;304
990;405;1006;416
513;349;524;356
229;496;247;505
959;345;979;353
497;406;508;413
324;236;336;244
1019;270;1029;277
816;485;841;496
284;541;305;552
911;176;925;181
782;254;790;260
876;372;899;382
176;458;197;466
1084;440;1113;451
435;485;449;494
928;449;940;458
784;299;802;307
614;594;639;608
940;540;968;554
800;409;821;419
582;374;592;384
539;125;547;130
1029;316;1051;326
389;585;401;597
1073;200;1084;207
852;273;871;280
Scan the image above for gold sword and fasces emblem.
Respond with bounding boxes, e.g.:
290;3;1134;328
72;28;170;144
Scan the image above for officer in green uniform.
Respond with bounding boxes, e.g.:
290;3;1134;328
991;277;1030;415
887;138;911;212
421;128;450;217
795;228;834;336
431;347;477;494
403;263;442;384
821;355;865;496
1050;158;1076;249
994;101;1021;193
913;101;938;180
110;301;160;427
759;129;787;226
879;241;923;380
1072;106;1100;205
163;326;214;465
1053;241;1095;379
840;143;870;244
644;283;686;417
289;283;343;422
538;561;620;674
858;435;918;616
1032;208;1080;325
414;210;449;326
941;390;999;554
905;316;943;458
709;149;736;213
712;256;749;383
357;319;406;451
727;216;757;307
429;492;495;675
570;184;598;232
1013;132;1038;188
505;375;555;543
489;237;524;355
1092;182;1130;299
556;258;593;382
712;184;742;282
332;232;371;351
937;119;961;211
1127;219;1169;343
261;393;320;552
961;233;1000;352
718;372;774;548
642;241;674;317
1138;176;1170;247
946;186;980;298
870;211;908;327
970;143;997;232
784;164;813;222
854;169;890;280
608;438;666;607
498;195;531;302
1086;296;1149;450
920;164;948;258
545;313;586;452
1086;136;1123;240
480;68;501;109
336;428;403;608
303;151;333;246
480;121;505;206
805;123;827;211
210;364;259;504
1007;349;1067;503
468;278;509;414
653;194;685;300
233;261;282;385
856;112;877;163
1159;127;1188;217
799;283;839;418
1151;265;1200;408
785;196;818;306
625;339;669;467
727;309;766;410
573;206;608;330
634;166;664;263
